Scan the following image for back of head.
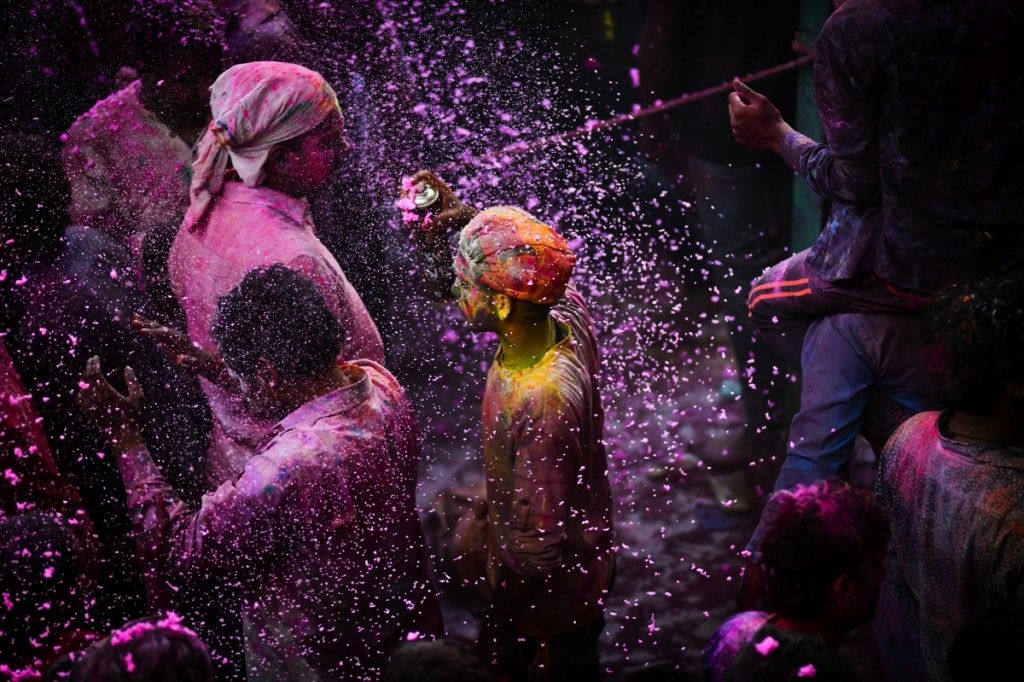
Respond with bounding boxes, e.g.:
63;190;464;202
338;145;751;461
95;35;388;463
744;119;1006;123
948;604;1024;681
928;274;1024;414
384;640;493;682
760;480;889;620
456;206;576;306
0;512;83;660
212;264;344;379
69;613;214;682
724;626;855;682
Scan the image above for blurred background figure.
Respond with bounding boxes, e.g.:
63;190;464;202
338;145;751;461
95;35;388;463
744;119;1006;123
2;131;210;638
61;0;227;272
639;0;800;471
0;512;98;680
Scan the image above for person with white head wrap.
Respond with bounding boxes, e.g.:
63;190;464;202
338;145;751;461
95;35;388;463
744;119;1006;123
168;61;384;487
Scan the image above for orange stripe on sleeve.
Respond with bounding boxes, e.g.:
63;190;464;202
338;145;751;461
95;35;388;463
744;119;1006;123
748;287;812;310
748;277;810;295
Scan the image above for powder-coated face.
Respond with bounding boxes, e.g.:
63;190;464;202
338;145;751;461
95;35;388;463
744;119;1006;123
271;111;347;194
453;273;500;332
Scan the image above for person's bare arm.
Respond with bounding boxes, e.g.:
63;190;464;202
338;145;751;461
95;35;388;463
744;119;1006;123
729;17;882;205
77;357;295;583
397;170;478;302
132;314;241;394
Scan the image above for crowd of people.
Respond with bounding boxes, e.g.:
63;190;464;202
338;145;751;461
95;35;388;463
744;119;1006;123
2;0;1023;681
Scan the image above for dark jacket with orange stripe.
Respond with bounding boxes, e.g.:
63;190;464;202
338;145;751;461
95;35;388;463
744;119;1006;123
780;0;1024;294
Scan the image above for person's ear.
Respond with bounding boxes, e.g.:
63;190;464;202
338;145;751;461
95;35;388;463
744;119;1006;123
493;293;512;322
831;573;858;609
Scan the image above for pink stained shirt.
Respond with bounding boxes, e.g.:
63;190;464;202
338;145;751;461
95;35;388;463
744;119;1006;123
481;286;615;637
168;180;385;485
119;361;441;679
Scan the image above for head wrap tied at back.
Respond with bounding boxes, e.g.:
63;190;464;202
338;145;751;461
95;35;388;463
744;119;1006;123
183;61;341;231
455;206;577;305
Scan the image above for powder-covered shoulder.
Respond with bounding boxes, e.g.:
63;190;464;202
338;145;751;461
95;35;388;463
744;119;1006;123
881;411;942;469
350;359;413;416
553;284;602;372
519;355;589;428
352;359;403;394
553;284;592;326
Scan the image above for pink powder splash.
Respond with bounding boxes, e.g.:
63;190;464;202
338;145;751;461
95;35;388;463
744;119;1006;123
110;611;198;647
798;663;817;677
755;635;779;656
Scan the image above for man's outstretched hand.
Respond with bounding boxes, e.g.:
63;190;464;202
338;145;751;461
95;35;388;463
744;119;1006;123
728;78;790;153
77;356;144;455
132;314;223;382
399;170;478;241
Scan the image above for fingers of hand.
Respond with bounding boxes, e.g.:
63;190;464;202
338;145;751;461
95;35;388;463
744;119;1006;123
131;313;154;330
728;92;748;118
731;78;761;101
79;356;114;411
411;169;457;208
124;366;143;405
84;355;101;379
78;357;99;408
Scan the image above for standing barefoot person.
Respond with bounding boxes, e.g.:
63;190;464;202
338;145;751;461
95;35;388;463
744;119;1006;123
400;172;614;681
170;61;385;486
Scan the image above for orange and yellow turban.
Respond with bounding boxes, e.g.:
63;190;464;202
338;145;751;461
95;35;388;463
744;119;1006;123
455;206;576;305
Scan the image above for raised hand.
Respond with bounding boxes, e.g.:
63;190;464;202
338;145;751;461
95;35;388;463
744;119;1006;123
398;170;478;241
77;356;144;453
132;314;221;379
728;78;788;152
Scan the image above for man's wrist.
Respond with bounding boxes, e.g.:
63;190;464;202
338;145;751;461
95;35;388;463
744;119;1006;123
772;121;795;156
111;427;145;457
102;412;144;456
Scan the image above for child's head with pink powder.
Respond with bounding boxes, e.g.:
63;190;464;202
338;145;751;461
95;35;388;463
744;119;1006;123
760;480;889;631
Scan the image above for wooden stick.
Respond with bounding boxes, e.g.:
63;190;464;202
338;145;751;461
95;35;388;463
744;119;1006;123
443;53;813;172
